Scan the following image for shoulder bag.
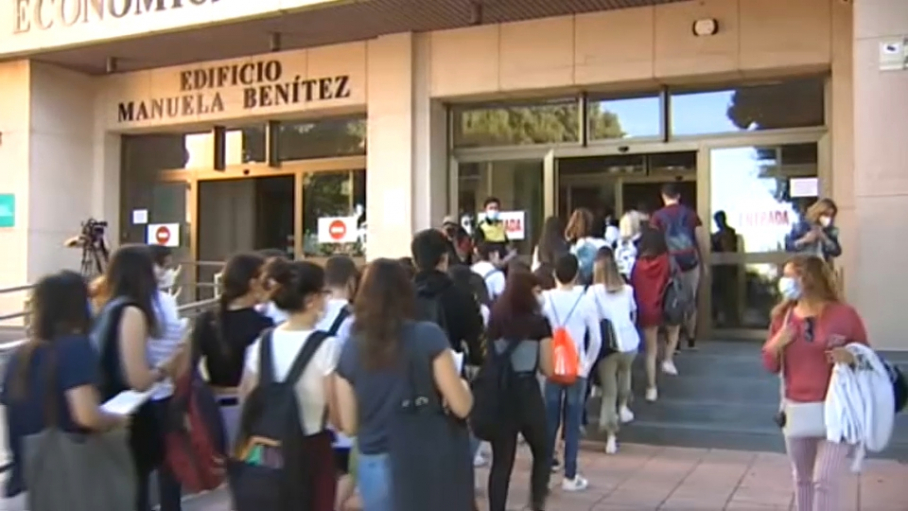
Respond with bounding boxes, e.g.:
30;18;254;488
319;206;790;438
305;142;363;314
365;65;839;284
23;347;136;511
776;308;826;438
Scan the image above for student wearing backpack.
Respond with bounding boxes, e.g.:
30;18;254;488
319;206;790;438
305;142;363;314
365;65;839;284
412;229;484;364
540;254;602;492
471;242;506;302
565;208;609;287
588;248;640;454
196;253;273;449
236;260;341;511
630;229;682;403
651;182;707;350
483;270;554;511
334;260;474;511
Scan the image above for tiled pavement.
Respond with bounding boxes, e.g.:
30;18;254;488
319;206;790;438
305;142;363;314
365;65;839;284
6;443;897;511
1;443;904;510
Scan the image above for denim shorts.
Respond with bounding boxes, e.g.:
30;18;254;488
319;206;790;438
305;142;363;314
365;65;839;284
357;451;392;511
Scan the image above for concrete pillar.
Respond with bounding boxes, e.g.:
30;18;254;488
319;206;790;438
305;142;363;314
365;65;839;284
852;0;908;350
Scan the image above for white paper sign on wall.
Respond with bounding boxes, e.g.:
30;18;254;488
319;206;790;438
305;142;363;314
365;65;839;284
317;216;358;243
879;38;908;71
477;211;526;240
146;223;179;247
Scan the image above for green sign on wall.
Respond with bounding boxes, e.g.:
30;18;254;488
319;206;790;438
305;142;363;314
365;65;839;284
0;194;15;228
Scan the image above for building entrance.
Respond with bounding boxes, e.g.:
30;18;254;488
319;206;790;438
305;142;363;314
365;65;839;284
556;152;697;223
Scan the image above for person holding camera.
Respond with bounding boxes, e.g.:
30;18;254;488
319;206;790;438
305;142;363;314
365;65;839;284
762;255;867;511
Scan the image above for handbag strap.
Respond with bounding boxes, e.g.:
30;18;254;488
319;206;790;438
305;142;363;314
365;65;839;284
778;307;794;411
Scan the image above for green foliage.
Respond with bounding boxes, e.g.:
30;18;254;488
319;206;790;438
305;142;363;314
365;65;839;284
456;104;624;147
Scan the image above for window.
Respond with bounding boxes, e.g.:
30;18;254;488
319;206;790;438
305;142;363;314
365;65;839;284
452;99;580;148
225;126;266;165
587;93;662;140
670;77;825;136
302;170;366;257
278;116;366;161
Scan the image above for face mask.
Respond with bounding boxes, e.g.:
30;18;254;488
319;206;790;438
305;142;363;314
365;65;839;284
485;209;500;221
778;277;802;301
819;216;832;228
156;267;176;289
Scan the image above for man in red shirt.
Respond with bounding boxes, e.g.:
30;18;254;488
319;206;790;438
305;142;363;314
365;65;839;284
651;182;709;356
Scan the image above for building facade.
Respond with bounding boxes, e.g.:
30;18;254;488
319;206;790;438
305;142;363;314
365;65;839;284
0;0;906;348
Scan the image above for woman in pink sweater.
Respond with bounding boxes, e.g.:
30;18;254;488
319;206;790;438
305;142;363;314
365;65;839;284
762;255;868;511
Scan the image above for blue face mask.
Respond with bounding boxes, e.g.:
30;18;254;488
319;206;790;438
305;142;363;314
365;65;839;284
778;277;802;301
485;209;500;221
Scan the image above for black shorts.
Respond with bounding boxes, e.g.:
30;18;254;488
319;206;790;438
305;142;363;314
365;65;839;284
334;447;351;475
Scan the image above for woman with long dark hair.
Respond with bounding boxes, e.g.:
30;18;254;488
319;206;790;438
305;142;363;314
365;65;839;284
2;271;128;501
486;270;553;511
335;259;473;511
96;245;185;511
196;252;272;447
629;229;679;403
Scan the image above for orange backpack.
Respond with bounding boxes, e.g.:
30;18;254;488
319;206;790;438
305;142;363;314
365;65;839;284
547;293;583;385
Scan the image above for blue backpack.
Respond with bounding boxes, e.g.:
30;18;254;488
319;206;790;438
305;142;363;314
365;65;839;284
657;208;699;271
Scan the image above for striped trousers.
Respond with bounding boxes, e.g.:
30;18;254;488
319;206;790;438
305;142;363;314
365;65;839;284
785;437;851;511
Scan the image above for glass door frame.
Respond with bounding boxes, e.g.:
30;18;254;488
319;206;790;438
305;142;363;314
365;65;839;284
157;155;367;266
451;128;828;340
698;130;829;338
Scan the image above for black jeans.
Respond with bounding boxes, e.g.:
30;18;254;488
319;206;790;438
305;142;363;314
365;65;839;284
488;376;549;511
136;397;183;511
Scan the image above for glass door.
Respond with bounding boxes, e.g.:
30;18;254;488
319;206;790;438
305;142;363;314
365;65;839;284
706;141;821;336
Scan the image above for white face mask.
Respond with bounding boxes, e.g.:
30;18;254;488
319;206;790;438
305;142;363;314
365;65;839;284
156;267;176;289
778;276;802;301
819;215;832;228
485;209;500;221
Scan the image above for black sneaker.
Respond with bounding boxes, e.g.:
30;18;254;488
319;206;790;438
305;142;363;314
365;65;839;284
551;458;561;473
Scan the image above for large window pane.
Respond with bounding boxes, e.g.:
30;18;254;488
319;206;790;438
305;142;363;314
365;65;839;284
670;77;825;136
278;116;366;161
457;160;543;256
709;143;818;255
588;93;661;140
226;126;266;165
452;99;580;148
302;170;366;257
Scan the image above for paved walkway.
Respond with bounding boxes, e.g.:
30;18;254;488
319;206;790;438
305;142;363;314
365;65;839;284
118;443;907;511
2;443;905;510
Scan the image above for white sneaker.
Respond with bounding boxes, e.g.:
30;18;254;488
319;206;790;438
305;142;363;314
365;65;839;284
562;475;589;492
662;359;679;376
605;435;618;454
473;452;488;467
619;405;635;423
646;387;658;402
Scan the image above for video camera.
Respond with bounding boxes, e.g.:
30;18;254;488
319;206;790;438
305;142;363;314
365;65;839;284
81;218;108;242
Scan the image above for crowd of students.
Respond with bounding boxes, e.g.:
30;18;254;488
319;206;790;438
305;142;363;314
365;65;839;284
1;181;892;511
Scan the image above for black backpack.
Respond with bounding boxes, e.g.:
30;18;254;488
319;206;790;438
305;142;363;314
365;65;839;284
415;282;448;332
470;340;522;441
227;330;329;511
882;359;908;413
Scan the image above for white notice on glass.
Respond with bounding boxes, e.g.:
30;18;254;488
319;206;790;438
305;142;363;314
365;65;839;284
101;387;157;416
131;209;148;225
790;177;818;198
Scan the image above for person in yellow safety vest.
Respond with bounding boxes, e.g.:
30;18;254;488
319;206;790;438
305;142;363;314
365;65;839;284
473;197;514;266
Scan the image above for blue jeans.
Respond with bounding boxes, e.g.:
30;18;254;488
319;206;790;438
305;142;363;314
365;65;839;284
357;452;392;511
544;378;586;480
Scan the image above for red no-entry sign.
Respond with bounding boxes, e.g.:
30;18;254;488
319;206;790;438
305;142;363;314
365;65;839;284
328;219;347;241
155;225;171;245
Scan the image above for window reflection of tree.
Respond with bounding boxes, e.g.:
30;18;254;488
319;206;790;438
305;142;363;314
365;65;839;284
279;117;366;161
302;171;365;257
